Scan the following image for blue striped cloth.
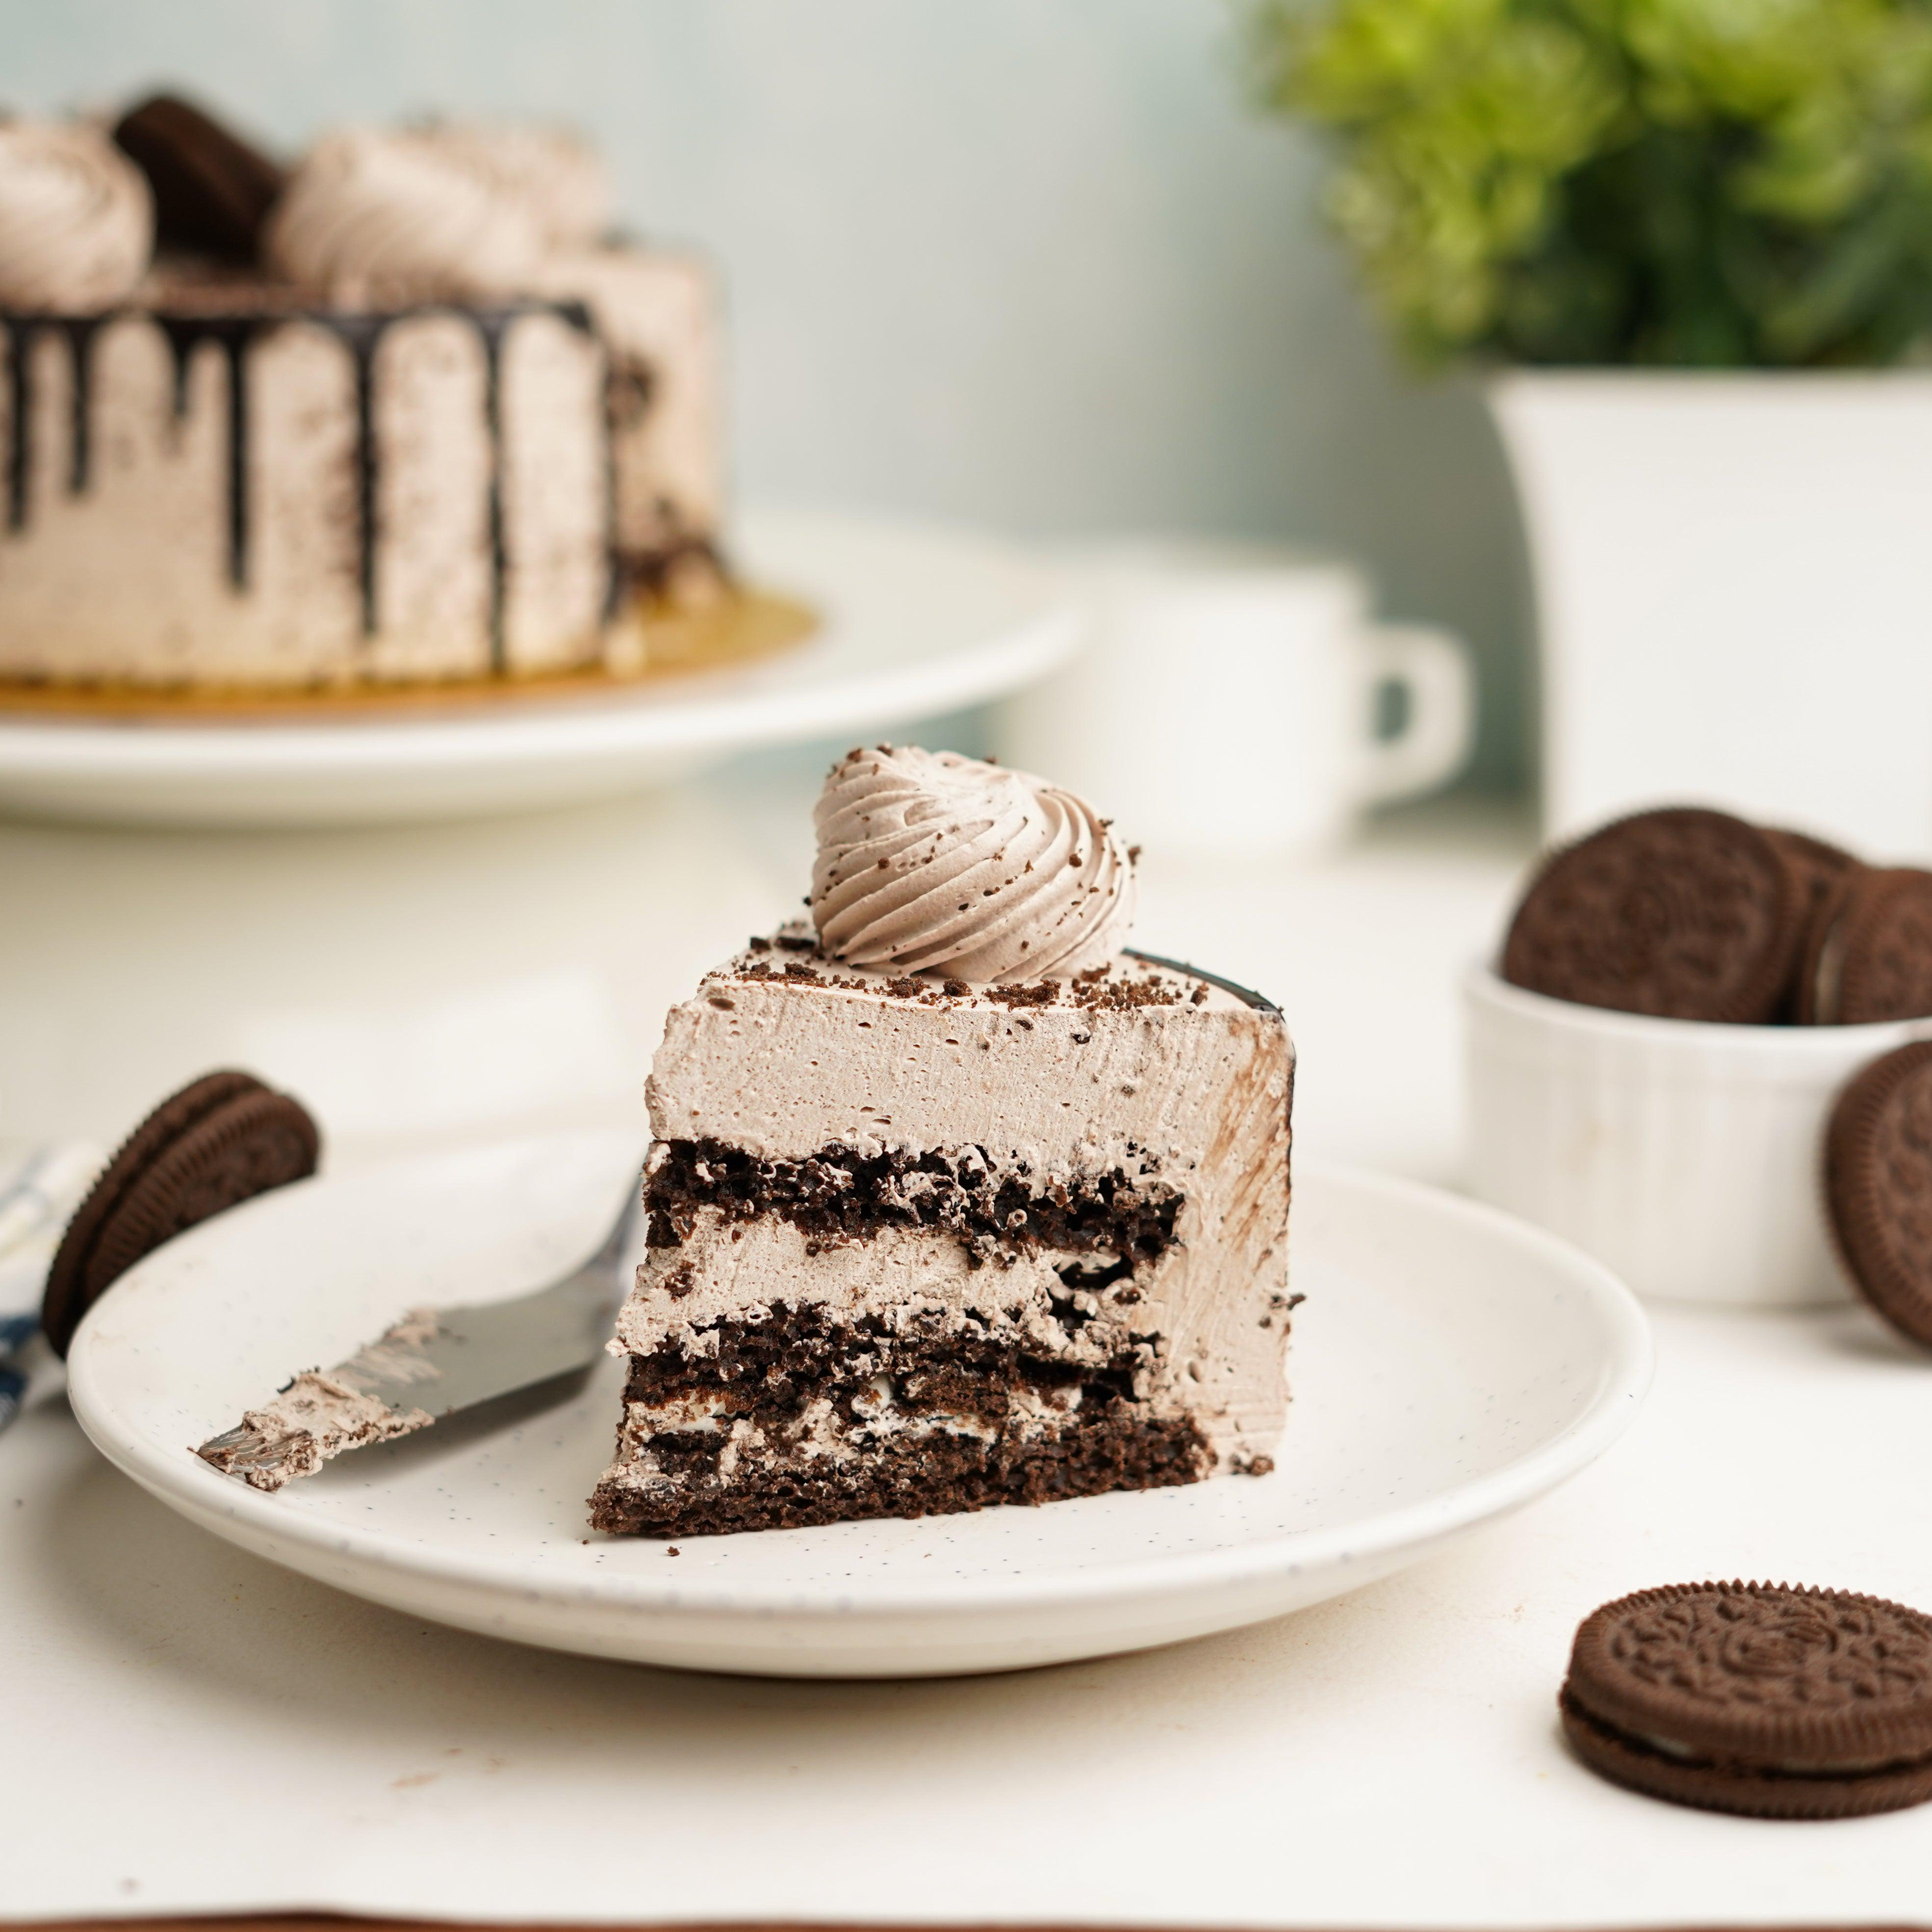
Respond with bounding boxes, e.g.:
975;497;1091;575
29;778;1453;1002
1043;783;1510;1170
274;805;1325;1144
0;1145;101;1434
0;1313;36;1431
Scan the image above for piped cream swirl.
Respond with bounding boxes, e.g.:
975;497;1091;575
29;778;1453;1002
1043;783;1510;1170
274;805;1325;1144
810;747;1136;983
0;121;153;311
265;127;547;305
428;123;611;248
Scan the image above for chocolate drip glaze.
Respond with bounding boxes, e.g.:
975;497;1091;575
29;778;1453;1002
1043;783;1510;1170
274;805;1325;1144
58;318;107;494
308;313;392;637
474;313;510;670
542;299;620;625
4;316;39;531
1;295;625;667
158;315;265;587
307;304;603;649
5;316;140;530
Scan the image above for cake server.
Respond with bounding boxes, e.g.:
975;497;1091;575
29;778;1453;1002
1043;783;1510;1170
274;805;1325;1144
196;1176;640;1492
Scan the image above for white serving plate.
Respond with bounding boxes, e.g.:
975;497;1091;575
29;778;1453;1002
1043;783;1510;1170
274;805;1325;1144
66;1132;1650;1679
0;510;1079;829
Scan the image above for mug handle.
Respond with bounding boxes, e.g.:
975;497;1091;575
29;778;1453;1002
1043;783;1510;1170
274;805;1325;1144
1355;622;1475;806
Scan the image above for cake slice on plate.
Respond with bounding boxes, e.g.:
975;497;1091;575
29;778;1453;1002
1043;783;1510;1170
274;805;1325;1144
590;747;1295;1537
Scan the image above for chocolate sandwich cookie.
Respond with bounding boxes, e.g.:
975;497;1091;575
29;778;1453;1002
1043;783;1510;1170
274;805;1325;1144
1796;866;1932;1026
1562;1581;1932;1818
42;1070;320;1357
1825;1039;1932;1347
112;94;286;262
1501;807;1805;1023
1764;829;1858;1021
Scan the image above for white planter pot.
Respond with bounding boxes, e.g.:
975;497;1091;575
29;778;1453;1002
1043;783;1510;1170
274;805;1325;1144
1489;371;1932;858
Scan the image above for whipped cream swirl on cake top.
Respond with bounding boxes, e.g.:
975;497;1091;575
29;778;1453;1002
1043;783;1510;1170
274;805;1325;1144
428;123;611;248
810;747;1137;983
266;127;551;304
0;122;153;310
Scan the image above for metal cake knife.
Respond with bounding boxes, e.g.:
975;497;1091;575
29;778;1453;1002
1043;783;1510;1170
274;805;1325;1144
196;1178;640;1492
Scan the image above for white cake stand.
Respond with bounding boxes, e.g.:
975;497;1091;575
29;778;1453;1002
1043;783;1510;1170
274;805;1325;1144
0;509;1079;829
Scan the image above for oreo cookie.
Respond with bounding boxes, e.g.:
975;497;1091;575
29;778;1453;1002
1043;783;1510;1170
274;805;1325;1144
1562;1581;1932;1818
1502;807;1806;1023
1796;866;1932;1026
1824;1039;1932;1347
112;94;286;263
1764;829;1858;1020
42;1070;319;1357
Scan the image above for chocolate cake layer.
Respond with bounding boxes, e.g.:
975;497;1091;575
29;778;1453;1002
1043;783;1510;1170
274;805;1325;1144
644;1136;1183;1270
588;1298;1209;1537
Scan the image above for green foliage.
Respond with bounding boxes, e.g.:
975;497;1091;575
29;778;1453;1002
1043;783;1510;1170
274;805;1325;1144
1247;0;1932;364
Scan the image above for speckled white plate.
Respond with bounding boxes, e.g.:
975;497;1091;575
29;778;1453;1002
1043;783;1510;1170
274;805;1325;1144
66;1131;1650;1678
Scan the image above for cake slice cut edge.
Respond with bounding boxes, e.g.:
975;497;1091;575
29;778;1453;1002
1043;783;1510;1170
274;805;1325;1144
590;939;1294;1539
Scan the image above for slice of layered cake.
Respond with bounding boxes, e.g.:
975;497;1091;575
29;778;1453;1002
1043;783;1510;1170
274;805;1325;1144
590;747;1295;1537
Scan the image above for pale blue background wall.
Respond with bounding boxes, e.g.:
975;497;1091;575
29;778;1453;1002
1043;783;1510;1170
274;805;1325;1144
7;0;1528;789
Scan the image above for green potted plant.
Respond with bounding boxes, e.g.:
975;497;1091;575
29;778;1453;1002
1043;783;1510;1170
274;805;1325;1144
1249;0;1932;854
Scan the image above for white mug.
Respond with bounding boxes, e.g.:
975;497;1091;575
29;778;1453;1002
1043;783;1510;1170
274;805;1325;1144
994;541;1476;859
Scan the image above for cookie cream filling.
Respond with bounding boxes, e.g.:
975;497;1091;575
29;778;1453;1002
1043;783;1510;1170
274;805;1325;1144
1811;916;1848;1026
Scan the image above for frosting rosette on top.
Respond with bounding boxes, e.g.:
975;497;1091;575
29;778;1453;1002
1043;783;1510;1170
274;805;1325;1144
265;127;548;305
0;121;153;311
810;746;1136;983
427;123;611;249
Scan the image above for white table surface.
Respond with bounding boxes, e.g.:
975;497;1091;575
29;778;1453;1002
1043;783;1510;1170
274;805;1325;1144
5;768;1932;1926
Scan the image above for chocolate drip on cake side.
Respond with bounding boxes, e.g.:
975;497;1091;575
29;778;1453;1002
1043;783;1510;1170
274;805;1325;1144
548;298;623;626
308;312;393;640
4;314;120;529
314;301;615;663
56;318;107;494
0;307;270;588
0;297;634;669
158;315;269;587
472;312;510;671
3;315;39;531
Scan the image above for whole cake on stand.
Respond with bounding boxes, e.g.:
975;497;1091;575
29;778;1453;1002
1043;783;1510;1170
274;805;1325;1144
0;95;736;694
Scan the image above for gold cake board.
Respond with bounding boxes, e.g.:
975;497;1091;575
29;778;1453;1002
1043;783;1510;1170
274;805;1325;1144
0;586;817;724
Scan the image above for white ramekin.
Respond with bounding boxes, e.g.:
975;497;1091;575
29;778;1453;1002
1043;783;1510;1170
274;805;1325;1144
1464;966;1932;1308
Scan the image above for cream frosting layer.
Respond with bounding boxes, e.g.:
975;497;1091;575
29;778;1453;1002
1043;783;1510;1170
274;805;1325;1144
647;949;1258;1168
0;122;153;310
809;747;1136;982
